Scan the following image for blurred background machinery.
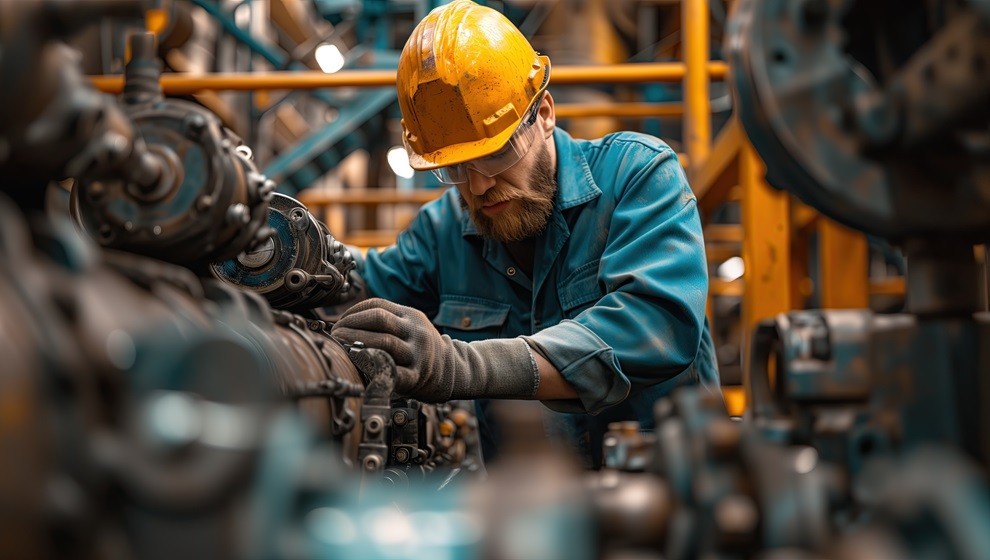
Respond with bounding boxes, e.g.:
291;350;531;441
2;0;990;559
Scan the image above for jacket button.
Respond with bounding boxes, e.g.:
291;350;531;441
461;316;472;328
506;266;516;276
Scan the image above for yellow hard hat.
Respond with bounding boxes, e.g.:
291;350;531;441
397;0;551;170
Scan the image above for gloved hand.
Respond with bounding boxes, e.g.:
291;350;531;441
330;298;540;403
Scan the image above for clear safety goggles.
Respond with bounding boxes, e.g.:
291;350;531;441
429;98;543;185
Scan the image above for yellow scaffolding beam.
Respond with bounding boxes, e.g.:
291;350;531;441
88;62;730;95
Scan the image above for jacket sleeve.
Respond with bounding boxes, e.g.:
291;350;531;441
525;143;708;414
353;204;442;318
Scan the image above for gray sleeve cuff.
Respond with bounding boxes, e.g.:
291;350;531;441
457;337;540;400
523;320;631;415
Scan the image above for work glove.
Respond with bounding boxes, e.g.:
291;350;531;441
331;298;540;403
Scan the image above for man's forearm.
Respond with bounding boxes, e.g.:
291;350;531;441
532;350;579;400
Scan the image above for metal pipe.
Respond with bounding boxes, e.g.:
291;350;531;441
683;0;712;172
89;62;730;94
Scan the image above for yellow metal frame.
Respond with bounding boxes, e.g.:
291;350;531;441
89;62;728;94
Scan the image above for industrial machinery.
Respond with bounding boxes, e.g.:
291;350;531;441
568;1;990;558
4;0;990;559
0;2;480;558
212;192;358;312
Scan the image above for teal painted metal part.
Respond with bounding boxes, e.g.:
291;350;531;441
190;0;404;195
189;0;284;68
264;87;396;192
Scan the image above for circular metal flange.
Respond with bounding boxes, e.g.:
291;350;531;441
72;99;270;266
727;0;990;240
211;193;344;311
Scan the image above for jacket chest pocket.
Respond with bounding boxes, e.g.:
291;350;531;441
432;295;511;342
558;259;604;318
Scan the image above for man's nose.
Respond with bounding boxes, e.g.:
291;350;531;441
467;168;496;197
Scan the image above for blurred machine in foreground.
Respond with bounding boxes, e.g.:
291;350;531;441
0;2;480;558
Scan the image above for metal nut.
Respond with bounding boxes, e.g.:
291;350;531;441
365;415;384;435
362;455;382;471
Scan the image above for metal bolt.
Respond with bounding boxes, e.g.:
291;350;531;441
285;269;308;291
104;133;128;162
196;195;214;212
365;415;384;435
226;203;250;225
394;447;410;463
392;410;408;426
362;455;382;471
184;114;207;140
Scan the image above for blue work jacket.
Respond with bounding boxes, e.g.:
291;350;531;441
357;128;720;465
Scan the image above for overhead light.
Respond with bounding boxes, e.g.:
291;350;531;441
716;256;745;282
315;43;345;74
387;146;415;179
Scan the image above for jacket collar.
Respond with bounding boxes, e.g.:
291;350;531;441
552;127;602;210
460;127;602;238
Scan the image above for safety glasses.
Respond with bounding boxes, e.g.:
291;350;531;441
428;97;544;185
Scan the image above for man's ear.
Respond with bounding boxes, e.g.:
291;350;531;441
539;91;556;137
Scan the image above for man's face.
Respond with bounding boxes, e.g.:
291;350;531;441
456;137;557;243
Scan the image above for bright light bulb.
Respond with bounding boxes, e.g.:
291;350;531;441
716;256;745;282
387;146;415;179
315;43;345;74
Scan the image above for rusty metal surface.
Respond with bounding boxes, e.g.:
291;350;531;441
0;4;482;557
728;0;990;240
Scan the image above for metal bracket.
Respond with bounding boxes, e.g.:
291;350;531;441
349;347;396;479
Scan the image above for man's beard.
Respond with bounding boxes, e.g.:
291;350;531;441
460;142;557;243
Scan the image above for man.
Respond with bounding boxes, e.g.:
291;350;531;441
331;0;720;466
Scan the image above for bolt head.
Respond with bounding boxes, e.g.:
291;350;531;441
184;114;208;139
196;195;214;211
363;455;382;471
